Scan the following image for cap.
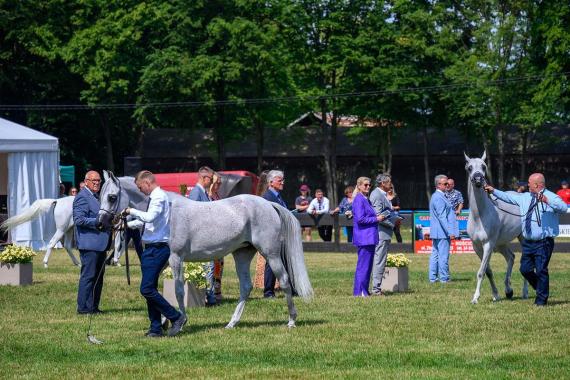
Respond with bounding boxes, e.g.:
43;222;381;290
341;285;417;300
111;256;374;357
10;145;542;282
299;184;310;191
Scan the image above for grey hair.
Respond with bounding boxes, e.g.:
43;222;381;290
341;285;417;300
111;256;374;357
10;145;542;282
375;173;391;185
434;174;448;187
267;170;284;184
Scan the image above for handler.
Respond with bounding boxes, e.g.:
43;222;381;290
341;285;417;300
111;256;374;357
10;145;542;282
485;173;567;306
123;170;186;337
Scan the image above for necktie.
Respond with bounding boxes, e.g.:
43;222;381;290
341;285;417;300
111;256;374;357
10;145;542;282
525;193;537;237
93;193;99;200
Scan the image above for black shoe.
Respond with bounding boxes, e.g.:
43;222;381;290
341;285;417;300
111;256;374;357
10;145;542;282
168;313;187;337
93;309;104;314
144;331;164;338
264;293;275;299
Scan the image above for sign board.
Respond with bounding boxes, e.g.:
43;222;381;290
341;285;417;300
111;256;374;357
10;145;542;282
413;211;474;254
560;225;570;238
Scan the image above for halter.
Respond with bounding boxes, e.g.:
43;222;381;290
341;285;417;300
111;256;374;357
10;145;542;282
470;172;543;224
99;178;123;224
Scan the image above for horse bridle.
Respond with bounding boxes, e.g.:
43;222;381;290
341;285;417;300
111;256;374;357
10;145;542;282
471;171;544;224
99;178;123;225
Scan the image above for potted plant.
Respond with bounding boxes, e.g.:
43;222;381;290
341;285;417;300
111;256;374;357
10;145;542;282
381;253;411;292
162;262;207;308
0;245;37;286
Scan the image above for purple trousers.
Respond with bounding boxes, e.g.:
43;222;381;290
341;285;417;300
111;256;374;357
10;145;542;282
353;245;375;296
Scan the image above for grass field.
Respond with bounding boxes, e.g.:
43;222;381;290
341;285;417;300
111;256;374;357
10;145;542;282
1;249;570;379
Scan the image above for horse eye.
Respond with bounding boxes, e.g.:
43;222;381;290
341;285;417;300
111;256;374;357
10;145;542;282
468;165;472;171
108;194;117;202
482;165;487;171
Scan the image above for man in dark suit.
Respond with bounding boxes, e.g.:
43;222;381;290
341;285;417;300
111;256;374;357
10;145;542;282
262;170;288;298
73;170;111;314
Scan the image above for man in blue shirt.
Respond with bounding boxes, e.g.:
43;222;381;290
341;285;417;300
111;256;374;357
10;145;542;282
485;173;567;306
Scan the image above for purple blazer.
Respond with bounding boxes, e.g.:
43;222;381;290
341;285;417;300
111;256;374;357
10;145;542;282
352;192;379;247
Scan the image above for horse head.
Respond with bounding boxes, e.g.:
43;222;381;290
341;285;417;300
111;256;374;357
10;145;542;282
464;151;488;188
97;170;127;230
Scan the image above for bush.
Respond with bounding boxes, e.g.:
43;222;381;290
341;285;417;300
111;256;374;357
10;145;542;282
0;245;37;264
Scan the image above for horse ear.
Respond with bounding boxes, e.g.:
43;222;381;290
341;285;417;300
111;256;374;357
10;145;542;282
481;150;487;162
103;170;110;182
109;171;118;182
464;152;470;162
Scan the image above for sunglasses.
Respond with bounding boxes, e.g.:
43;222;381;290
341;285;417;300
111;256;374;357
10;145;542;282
362;184;371;187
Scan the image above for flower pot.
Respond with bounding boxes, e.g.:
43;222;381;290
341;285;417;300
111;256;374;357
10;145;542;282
381;266;408;292
162;278;205;308
0;262;33;286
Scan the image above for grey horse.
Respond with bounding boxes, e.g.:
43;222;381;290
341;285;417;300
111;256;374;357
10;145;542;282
465;152;528;304
1;196;80;268
96;171;313;329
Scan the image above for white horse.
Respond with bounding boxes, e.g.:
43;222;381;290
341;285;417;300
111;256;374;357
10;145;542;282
1;177;147;268
465;152;528;304
1;196;80;268
96;171;313;329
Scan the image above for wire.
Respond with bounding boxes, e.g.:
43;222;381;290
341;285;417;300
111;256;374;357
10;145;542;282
1;72;568;111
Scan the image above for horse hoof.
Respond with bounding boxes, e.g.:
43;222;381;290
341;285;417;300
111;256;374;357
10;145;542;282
225;324;235;329
43;263;48;268
505;290;514;299
471;299;478;305
287;322;296;329
492;296;500;302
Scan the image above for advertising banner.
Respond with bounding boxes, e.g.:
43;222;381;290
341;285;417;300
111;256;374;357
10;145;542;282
413;211;474;254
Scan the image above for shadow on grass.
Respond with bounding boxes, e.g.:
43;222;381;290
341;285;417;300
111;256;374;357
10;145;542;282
181;318;327;334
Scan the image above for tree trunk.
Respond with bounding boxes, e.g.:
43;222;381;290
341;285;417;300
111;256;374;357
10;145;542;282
497;125;505;188
520;129;528;180
255;115;264;175
321;100;334;205
422;121;431;201
99;114;114;171
386;124;392;174
329;109;338;206
483;138;493;184
215;105;226;170
134;122;145;157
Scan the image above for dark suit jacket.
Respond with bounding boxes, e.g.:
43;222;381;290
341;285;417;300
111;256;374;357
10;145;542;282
352;193;379;247
73;188;110;251
262;189;288;208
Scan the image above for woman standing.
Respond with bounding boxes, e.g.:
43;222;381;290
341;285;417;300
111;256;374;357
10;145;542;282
295;184;313;241
208;173;224;303
387;186;403;243
331;186;354;242
352;177;382;297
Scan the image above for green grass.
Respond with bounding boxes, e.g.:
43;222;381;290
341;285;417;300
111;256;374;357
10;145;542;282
1;250;570;379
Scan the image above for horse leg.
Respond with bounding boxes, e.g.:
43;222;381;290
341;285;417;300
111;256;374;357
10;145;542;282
498;245;514;299
113;229;124;266
266;254;297;328
485;263;500;302
43;228;65;268
471;242;485;304
225;247;256;329
169;253;186;317
64;228;80;266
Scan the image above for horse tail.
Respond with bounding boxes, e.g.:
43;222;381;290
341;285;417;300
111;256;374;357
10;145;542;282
271;204;314;300
1;199;57;231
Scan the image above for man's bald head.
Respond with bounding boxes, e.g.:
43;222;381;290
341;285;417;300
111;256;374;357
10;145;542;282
528;173;545;194
84;170;101;193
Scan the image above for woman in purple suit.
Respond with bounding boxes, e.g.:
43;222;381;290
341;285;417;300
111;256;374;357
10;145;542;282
352;177;382;297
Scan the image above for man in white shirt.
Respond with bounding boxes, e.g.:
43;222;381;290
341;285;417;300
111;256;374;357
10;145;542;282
123;170;186;338
307;189;332;241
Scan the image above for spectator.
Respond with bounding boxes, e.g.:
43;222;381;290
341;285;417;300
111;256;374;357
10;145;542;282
254;170;272;290
485;173;567;306
79;181;85;190
331;186;355;243
188;166;218;306
386;186;402;243
69;187;78;196
295;184;313;241
445;178;464;240
262;170;287;298
429;175;456;283
556;180;570;206
59;183;66;198
369;174;396;295
516;181;528;193
208;173;224;303
307;189;332;241
352;177;383;297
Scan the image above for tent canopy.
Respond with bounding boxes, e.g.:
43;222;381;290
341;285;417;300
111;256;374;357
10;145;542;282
0;117;58;152
0;117;59;250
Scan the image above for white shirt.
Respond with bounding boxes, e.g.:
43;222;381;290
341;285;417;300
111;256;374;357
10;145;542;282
307;197;330;214
127;186;170;244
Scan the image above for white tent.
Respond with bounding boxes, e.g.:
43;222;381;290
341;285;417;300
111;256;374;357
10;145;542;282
0;117;59;250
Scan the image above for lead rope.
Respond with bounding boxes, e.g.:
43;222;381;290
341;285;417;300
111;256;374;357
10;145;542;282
123;214;130;286
481;177;542;226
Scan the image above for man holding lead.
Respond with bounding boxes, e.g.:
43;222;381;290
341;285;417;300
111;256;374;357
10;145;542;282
484;173;567;306
123;170;186;337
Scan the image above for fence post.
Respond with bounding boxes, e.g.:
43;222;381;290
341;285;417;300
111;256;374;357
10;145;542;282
333;213;340;251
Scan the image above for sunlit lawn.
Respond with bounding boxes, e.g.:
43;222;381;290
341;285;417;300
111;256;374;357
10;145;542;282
1;248;570;379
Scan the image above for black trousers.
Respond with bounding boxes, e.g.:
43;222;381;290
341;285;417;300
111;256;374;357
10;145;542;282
318;225;333;242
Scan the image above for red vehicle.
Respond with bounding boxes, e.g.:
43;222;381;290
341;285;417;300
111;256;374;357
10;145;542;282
154;170;259;198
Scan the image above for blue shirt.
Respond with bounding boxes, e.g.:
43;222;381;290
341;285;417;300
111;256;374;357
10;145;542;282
493;189;567;241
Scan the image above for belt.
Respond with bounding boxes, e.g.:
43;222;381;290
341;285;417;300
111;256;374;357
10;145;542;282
145;242;169;248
